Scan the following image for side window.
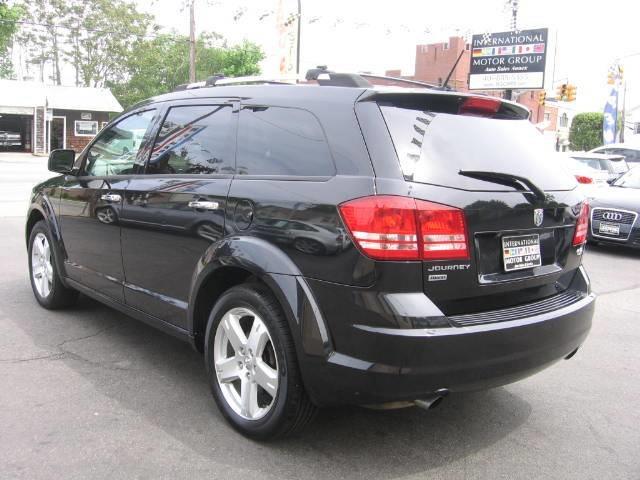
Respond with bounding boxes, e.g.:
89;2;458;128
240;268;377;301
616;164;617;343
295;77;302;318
148;105;235;174
621;149;640;162
85;110;155;176
237;106;335;176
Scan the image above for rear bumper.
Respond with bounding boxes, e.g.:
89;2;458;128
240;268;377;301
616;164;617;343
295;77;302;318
300;268;595;407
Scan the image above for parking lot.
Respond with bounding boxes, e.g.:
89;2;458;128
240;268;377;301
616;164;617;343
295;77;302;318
1;153;639;479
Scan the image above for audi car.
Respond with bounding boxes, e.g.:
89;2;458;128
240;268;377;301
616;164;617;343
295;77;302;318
589;167;640;248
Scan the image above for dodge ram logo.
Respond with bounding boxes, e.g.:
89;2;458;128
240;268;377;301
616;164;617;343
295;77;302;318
602;212;623;221
533;208;544;227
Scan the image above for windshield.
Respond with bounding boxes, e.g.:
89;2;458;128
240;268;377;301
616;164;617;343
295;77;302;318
613;168;640;189
572;157;604;171
380;105;576;191
609;159;629;174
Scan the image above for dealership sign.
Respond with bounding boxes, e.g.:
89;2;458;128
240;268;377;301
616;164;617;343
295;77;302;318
469;28;548;90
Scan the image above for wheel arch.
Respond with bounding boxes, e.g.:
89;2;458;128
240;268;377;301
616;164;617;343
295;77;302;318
188;236;332;363
25;197;70;288
26;190;62;241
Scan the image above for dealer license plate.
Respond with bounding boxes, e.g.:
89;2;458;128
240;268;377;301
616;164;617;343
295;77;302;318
598;222;620;236
502;234;542;272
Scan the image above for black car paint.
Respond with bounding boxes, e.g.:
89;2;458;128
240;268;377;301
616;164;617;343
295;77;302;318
27;84;594;407
588;186;640;248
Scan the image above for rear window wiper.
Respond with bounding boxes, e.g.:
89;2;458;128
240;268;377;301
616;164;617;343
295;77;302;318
458;170;547;203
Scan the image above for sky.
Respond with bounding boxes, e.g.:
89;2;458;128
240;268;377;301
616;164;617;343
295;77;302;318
132;1;638;115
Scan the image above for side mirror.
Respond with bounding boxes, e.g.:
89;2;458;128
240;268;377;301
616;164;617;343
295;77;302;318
48;149;76;174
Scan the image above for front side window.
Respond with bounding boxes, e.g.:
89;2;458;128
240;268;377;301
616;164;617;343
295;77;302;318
85;110;156;176
620;149;640;162
148;105;235;175
236;106;335;177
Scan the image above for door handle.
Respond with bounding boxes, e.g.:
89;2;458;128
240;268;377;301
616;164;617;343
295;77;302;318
101;193;122;202
188;200;220;211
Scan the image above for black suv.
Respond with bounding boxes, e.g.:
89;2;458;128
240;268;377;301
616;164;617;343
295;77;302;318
26;75;595;439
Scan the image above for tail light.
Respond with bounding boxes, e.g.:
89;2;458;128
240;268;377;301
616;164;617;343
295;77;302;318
575;175;593;184
459;97;501;116
338;196;469;261
572;201;590;246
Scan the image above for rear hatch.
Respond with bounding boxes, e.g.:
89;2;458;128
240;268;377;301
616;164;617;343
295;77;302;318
372;92;587;315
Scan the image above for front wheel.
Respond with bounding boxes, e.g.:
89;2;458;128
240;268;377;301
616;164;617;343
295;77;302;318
28;221;78;309
205;283;317;439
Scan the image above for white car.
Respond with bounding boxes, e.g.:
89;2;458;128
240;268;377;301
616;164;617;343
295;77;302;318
590;143;640;169
562;154;610;199
569;152;629;183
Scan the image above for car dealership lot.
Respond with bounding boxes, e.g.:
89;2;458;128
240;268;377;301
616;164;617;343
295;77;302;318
1;154;639;479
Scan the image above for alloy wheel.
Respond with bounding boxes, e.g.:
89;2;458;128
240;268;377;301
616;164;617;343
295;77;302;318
213;307;279;420
31;232;53;298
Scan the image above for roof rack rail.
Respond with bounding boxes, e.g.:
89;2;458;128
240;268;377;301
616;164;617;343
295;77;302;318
170;66;453;92
214;74;300;86
305;66;372;87
171;74;300;92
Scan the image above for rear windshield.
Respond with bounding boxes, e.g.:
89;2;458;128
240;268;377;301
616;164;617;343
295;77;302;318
609;159;629;174
380;105;576;191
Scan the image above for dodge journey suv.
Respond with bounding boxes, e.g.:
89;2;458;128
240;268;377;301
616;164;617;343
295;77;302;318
26;72;595;439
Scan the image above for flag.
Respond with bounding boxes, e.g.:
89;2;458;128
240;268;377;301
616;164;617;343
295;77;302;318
603;87;618;145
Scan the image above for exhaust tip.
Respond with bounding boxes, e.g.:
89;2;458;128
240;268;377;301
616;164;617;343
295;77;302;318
565;347;579;360
414;388;450;411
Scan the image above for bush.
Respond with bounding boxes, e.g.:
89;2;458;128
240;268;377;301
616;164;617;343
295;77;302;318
569;112;604;151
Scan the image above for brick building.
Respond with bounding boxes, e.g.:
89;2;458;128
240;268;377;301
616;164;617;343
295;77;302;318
0;80;122;155
414;36;471;91
385;36;572;149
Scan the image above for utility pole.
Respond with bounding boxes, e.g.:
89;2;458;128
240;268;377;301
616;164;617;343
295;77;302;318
620;81;627;143
296;0;301;75
504;0;519;101
189;0;196;83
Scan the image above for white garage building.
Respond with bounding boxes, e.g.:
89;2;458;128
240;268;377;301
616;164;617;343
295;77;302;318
0;80;123;155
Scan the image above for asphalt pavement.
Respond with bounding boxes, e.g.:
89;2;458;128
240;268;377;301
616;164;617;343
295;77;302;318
1;152;639;479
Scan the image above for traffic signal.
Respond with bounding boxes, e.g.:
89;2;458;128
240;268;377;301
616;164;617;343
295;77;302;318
565;84;577;102
538;91;546;106
556;83;567;101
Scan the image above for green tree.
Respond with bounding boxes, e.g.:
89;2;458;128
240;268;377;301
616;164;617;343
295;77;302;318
217;40;264;77
110;35;264;109
60;0;154;87
0;1;23;78
569;112;604;151
16;0;68;84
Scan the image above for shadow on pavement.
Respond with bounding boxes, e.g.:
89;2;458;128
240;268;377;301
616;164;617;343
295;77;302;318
13;290;533;479
585;241;640;258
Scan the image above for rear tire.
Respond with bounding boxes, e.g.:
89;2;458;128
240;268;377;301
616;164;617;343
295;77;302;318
205;283;317;439
28;220;78;309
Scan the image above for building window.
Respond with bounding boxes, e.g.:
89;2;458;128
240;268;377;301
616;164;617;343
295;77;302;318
544;112;551;122
74;120;98;137
559;113;568;128
530;91;534;100
100;121;109;130
443;42;449;50
465;43;470;50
